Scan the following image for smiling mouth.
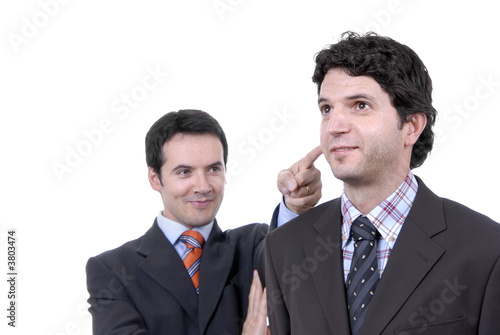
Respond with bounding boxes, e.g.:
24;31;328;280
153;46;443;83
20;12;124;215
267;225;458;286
189;199;214;207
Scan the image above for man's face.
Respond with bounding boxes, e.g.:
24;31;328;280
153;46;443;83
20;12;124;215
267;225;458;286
318;68;414;188
149;133;226;229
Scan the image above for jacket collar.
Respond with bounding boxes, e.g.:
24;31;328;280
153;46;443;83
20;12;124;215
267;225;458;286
136;219;235;334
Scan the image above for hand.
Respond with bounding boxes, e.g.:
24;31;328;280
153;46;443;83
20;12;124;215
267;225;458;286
242;270;270;335
277;145;323;215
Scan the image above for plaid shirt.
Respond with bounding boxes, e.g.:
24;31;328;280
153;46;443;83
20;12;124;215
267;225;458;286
341;170;418;282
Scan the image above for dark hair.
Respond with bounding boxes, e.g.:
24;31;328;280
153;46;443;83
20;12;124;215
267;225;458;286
145;109;228;176
312;31;436;169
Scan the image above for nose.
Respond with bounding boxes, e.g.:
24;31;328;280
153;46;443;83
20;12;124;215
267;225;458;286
194;172;212;194
327;108;350;136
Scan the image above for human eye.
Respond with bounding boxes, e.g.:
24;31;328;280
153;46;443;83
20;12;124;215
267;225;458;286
209;165;222;173
355;101;370;111
319;104;332;115
177;168;190;176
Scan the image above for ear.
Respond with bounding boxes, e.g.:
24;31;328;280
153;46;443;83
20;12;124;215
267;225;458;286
148;167;163;191
224;164;228;186
404;113;427;146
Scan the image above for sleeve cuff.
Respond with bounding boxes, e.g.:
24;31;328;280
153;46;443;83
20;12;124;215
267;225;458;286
276;198;299;228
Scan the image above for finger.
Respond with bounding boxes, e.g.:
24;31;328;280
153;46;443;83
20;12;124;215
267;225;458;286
277;170;298;195
248;270;261;314
297;145;323;170
293;167;321;190
285;178;322;207
285;192;321;214
278;146;322;195
258;287;267;317
253;270;263;293
287;185;311;199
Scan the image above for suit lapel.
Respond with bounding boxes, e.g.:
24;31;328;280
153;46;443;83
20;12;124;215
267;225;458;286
198;221;235;334
304;200;352;335
137;221;199;323
359;178;447;335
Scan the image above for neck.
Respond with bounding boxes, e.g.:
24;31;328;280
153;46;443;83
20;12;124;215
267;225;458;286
343;170;409;215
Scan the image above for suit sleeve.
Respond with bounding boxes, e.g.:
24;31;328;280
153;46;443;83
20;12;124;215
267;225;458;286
478;255;500;334
86;256;150;335
270;198;300;231
270;203;280;230
259;201;296;283
265;233;291;334
252;223;270;286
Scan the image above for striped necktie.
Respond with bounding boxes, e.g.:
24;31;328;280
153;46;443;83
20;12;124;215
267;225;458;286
346;216;380;335
179;230;205;294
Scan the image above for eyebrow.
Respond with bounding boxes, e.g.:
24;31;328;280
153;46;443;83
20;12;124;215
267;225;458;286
170;161;224;173
318;93;377;105
345;93;376;102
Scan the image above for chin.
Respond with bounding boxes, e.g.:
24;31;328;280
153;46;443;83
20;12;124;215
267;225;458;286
332;169;361;184
192;215;216;227
331;168;350;180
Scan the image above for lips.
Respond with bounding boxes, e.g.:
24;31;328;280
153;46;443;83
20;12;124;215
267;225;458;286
188;198;215;208
331;146;357;153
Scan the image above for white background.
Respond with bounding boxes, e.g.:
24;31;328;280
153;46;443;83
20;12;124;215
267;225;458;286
1;0;499;334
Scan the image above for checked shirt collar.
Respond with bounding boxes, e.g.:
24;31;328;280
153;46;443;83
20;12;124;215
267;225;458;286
340;170;419;251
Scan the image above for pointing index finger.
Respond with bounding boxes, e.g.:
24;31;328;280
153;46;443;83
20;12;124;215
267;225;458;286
299;145;323;169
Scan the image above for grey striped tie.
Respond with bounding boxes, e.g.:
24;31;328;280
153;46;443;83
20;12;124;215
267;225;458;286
346;216;380;335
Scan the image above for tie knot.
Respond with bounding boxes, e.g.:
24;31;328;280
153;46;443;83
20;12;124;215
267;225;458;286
351;216;379;242
179;230;205;249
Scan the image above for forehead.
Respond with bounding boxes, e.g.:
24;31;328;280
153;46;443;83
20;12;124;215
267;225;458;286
162;133;224;165
319;69;386;99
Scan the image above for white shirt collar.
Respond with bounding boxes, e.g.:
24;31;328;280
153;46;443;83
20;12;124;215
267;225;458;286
156;211;213;246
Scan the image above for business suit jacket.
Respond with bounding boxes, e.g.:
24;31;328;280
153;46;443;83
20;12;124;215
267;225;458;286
87;219;268;335
265;177;500;334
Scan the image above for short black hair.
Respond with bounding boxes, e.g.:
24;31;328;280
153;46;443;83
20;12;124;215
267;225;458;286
312;31;437;169
145;109;228;177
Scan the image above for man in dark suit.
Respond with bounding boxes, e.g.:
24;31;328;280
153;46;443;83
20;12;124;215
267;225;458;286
265;32;500;334
86;109;322;335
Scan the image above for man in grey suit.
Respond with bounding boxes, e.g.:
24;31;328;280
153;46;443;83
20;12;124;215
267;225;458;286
265;32;500;334
86;109;322;334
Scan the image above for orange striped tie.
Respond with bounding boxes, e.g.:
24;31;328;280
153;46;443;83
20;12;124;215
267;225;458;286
179;230;205;294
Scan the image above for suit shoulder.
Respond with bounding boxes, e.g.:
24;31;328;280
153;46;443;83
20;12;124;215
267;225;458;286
89;233;144;266
224;223;269;241
441;197;500;232
298;200;338;220
270;199;339;238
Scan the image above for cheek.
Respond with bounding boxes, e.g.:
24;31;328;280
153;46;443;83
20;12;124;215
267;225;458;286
320;132;332;157
319;123;329;144
207;175;226;193
215;177;226;194
165;180;189;198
